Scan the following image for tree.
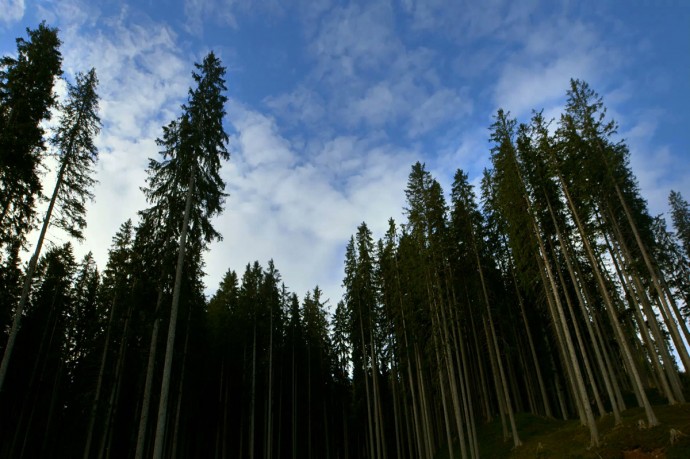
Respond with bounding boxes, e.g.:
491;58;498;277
555;80;667;423
669;190;690;261
0;244;76;457
0;68;100;391
82;220;134;459
149;52;229;459
0;22;62;249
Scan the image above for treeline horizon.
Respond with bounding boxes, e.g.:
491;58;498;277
1;22;690;459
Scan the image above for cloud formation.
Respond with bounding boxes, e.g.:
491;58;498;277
206;102;414;300
4;0;687;306
0;0;24;25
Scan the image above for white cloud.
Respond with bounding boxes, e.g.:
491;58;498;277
401;0;539;41
311;0;395;76
184;0;235;36
493;19;622;117
264;86;326;129
269;2;471;140
408;87;471;137
204;102;414;302
623;116;690;219
0;0;24;25
183;0;285;36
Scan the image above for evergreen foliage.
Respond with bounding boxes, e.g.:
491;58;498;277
0;22;62;250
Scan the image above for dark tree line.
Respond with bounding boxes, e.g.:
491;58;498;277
1;22;689;459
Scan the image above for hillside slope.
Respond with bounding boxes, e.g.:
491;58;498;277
474;404;690;459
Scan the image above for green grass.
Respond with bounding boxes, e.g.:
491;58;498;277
472;403;690;458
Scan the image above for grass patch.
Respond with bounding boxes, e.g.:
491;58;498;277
472;404;690;458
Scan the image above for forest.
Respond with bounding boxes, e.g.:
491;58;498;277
1;22;690;459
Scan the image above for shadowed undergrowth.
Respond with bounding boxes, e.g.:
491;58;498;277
450;403;690;458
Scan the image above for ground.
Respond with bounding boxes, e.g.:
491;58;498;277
472;403;690;459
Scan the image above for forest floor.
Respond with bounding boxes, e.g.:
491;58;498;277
471;402;690;458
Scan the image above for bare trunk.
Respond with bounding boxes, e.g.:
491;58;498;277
483;314;509;440
97;299;132;459
0;157;68;390
605;213;684;403
513;270;552;417
135;289;164;459
474;246;521;447
545;196;620;421
559;177;658;426
84;293;120;459
250;323;256;459
613;182;690;372
535;222;599;445
171;308;192;458
415;346;435;459
152;171;195;459
266;307;273;459
357;307;376;459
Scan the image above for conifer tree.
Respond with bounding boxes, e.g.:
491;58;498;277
0;244;76;457
148;52;229;459
0;22;62;248
82;220;134;459
0;68;100;391
669;190;690;261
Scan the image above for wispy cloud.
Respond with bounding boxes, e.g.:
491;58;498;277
400;0;539;41
182;0;285;36
268;0;471;143
0;0;25;25
493;19;624;117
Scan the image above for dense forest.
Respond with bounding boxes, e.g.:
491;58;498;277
1;23;689;459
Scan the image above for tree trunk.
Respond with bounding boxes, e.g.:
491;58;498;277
170;314;190;458
266;306;273;459
135;288;164;459
0;156;69;390
613;182;690;372
250;322;256;459
605;213;684;403
83;293;120;459
99;298;133;459
152;171;195;459
559;176;659;426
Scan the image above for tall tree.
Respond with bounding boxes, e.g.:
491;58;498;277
82;220;134;459
0;22;62;248
0;243;76;458
0;68;100;391
150;51;230;459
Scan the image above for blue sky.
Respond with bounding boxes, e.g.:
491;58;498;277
1;0;689;305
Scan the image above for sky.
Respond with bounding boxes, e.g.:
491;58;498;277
1;0;689;307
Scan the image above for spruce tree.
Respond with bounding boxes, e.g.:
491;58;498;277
0;22;62;248
669;190;690;260
149;52;229;459
0;244;76;457
82;220;134;459
0;68;100;391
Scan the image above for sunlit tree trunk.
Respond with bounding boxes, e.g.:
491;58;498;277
604;212;684;403
559;176;659;426
612;182;690;372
